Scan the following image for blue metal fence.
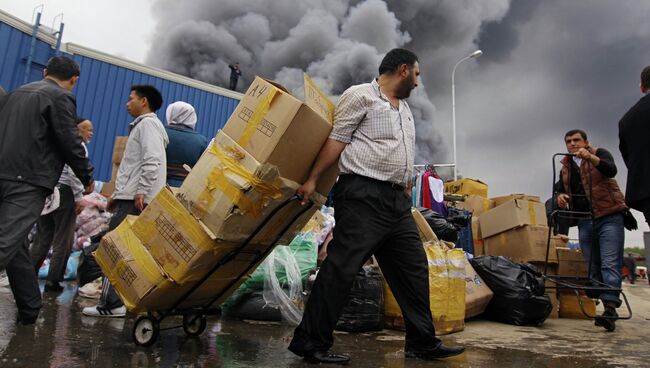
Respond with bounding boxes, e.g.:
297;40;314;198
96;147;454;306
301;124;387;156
0;10;241;182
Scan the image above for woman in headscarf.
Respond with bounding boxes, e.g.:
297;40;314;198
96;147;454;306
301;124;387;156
164;101;209;187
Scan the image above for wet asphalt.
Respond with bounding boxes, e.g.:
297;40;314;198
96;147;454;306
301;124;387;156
0;281;628;367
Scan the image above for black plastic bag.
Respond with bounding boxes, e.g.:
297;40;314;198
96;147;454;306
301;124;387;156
470;256;551;326
335;265;385;332
418;208;459;242
222;290;282;321
77;232;105;287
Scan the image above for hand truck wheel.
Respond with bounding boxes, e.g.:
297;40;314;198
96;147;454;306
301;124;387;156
133;315;160;346
182;313;207;336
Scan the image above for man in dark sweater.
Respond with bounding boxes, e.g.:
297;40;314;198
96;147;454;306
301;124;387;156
555;129;627;332
619;65;650;227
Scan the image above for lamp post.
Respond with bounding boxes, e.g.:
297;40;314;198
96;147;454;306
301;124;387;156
451;49;482;181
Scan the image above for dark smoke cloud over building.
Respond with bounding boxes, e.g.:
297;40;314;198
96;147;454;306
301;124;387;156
148;0;650;245
147;0;511;163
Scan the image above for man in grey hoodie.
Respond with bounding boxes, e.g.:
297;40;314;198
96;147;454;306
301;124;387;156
83;85;168;317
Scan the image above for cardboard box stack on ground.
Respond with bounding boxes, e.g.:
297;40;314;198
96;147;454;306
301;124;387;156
463;258;493;319
556;247;588;277
100;136;127;196
558;290;597;319
483;225;558;264
454;195;493;217
490;194;541;208
96;76;336;313
479;198;547;239
444;179;488;198
471;217;484;255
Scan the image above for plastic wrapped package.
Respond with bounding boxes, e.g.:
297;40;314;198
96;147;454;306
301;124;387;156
384;241;466;335
470;256;551;326
335;264;384;332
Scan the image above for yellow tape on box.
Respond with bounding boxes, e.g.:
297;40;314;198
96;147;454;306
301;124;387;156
384;241;466;335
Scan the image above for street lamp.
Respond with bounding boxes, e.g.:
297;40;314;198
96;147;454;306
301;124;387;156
451;49;482;180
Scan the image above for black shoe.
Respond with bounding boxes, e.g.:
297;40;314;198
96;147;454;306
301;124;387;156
302;350;350;365
406;344;466;360
594;307;618;332
44;281;64;292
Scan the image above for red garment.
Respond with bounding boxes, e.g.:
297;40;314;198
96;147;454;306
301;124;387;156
421;171;433;210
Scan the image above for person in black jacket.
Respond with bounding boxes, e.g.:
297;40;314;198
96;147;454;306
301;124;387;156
0;56;94;325
619;65;650;226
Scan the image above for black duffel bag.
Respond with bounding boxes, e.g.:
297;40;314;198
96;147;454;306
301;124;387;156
470;256;551;326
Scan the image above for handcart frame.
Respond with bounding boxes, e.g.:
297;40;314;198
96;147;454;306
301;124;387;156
541;153;631;328
132;195;314;346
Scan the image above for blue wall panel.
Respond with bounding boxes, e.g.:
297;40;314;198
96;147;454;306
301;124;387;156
0;15;240;183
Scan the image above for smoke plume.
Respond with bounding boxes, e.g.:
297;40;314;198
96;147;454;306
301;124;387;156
147;0;512;163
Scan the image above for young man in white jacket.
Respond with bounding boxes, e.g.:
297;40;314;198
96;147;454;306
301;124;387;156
83;85;168;317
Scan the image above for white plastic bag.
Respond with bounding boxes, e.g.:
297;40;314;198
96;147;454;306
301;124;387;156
262;246;304;325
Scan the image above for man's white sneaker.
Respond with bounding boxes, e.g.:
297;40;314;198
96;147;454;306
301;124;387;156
82;305;126;318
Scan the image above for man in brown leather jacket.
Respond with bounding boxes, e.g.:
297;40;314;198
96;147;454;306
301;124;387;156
556;129;626;332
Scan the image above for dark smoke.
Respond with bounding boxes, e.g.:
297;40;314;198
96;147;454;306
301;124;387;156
147;0;512;163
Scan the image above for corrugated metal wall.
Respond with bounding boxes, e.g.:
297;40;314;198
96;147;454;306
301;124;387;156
0;10;240;182
71;53;240;181
0;18;54;90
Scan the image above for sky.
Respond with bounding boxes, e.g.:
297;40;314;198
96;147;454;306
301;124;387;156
1;0;649;247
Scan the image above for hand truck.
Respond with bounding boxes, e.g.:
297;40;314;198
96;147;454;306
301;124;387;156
541;153;631;329
132;195;314;346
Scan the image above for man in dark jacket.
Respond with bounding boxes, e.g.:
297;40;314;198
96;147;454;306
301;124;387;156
619;65;650;227
556;129;627;332
0;56;94;325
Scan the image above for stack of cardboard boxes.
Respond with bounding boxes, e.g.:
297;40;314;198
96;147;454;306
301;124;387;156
96;75;337;312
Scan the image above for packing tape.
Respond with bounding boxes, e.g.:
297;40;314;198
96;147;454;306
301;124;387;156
116;221;162;284
203;143;282;217
528;201;537;225
238;87;279;147
499;232;507;245
304;73;335;124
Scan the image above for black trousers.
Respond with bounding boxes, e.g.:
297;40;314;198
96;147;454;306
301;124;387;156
99;200;139;309
30;185;77;283
289;175;441;353
0;180;49;319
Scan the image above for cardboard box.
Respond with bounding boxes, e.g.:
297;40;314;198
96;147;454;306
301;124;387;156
559;290;596;319
444;178;488;198
464;258;493;318
178;131;323;243
133;187;252;284
412;208;439;243
112;136;128;165
455;195;493;217
479;199;547;238
96;216;264;312
491;194;541;208
471;217;484;255
100;163;119;196
303;73;335;125
483;225;558;264
548;292;559;319
222;76;338;195
556;247;588;277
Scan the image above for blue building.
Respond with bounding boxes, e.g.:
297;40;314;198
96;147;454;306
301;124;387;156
0;9;241;182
